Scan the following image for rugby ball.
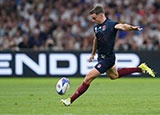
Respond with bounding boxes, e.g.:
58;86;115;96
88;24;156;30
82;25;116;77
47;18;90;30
56;77;70;95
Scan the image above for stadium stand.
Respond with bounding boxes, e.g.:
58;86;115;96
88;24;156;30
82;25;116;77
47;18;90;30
0;0;159;51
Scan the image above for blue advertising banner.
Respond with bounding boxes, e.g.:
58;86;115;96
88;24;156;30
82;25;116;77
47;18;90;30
0;51;159;77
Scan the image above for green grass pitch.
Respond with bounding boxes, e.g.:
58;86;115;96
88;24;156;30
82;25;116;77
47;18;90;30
0;77;160;115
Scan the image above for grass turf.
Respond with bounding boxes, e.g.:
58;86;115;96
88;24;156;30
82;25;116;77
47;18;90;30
0;77;160;115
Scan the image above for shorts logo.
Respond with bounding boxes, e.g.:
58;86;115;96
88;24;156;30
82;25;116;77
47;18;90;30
97;64;101;68
101;54;105;59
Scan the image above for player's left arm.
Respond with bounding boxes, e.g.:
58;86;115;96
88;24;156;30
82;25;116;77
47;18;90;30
114;23;143;31
89;36;97;62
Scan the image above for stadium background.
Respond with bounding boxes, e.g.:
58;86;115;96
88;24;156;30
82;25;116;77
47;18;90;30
0;0;160;115
0;0;160;51
0;0;159;77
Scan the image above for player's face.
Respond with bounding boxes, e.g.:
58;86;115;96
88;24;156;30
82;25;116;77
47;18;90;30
90;13;102;24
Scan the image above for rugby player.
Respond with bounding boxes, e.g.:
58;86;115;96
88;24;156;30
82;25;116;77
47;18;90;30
61;5;155;106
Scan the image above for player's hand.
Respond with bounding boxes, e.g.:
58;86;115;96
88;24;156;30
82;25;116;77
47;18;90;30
89;55;95;62
131;26;143;31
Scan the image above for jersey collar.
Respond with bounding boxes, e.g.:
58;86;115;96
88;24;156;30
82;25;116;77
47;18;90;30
98;17;108;26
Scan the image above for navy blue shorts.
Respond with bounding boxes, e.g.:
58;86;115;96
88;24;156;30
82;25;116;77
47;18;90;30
95;56;115;73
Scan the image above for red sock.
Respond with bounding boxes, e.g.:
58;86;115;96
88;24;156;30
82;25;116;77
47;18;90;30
118;67;142;77
70;81;90;103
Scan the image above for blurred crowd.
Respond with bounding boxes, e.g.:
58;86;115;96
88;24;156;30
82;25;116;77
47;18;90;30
0;0;160;51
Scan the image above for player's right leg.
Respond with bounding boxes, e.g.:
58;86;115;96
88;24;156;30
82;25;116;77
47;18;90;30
106;64;143;79
61;68;101;106
106;64;119;80
106;63;155;79
138;63;155;77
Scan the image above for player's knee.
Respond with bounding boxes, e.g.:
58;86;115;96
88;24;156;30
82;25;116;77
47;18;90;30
109;74;119;80
110;77;117;80
84;73;95;84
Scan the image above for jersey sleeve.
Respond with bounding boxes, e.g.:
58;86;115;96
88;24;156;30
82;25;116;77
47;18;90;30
112;21;119;30
93;25;98;34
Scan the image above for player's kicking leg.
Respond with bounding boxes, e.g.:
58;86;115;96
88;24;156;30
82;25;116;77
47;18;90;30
61;68;101;106
106;64;119;80
138;63;155;77
106;63;155;80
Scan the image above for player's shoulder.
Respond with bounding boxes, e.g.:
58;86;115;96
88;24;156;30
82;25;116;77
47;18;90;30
107;18;118;24
93;24;98;32
106;18;119;28
94;24;98;28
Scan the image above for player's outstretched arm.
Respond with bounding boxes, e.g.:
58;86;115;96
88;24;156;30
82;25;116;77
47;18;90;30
115;23;143;31
89;36;97;62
